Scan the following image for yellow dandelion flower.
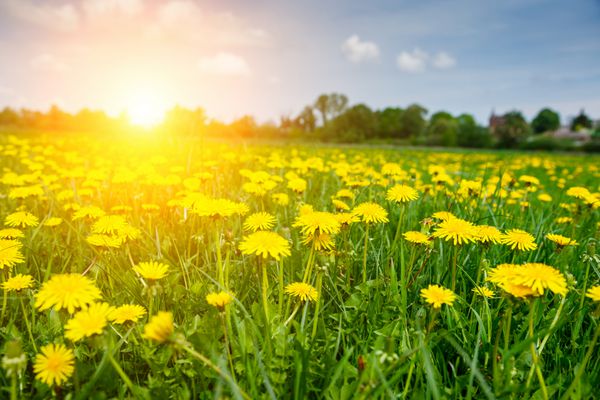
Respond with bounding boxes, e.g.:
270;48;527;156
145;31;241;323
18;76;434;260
431;211;456;221
71;206;106;220
546;233;578;247
0;228;24;239
92;215;127;234
272;192;289;206
386;184;419;203
403;231;431;245
335;189;355;199
239;231;291;260
500;229;538;251
475;225;502;244
293;211;341;236
586;286;600;302
133;261;169;281
513;263;568;296
332;199;350;211
243;212;276;232
285;282;318;302
142;311;174;343
5;211;39;228
206;291;233;310
34;344;74;386
287;178;307;193
2;274;34;291
555;217;573;224
43;217;63;227
86;234;123;248
64;302;114;342
335;212;359;226
0;239;25;270
537;193;552;202
420;284;457;308
472;286;494;298
302;232;336;251
352;202;389;224
109;304;146;324
566;186;591;199
433;218;477;245
35;273;102;314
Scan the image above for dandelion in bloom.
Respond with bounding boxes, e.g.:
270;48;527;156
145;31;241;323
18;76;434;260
500;229;537;251
420;284;457;309
206;291;233;310
546;233;578;247
431;211;456;221
586;286;600;302
0;239;25;270
243;212;276;232
513;263;568;296
64;303;114;342
332;199;350;211
43;217;63;227
272;192;289;206
143;311;174;343
475;225;502;244
353;202;389;224
35;273;102;314
109;304;146;324
239;231;291;260
285;282;318;302
2;274;34;291
293;211;341;236
433;218;477;245
301;232;335;251
0;228;24;239
5;211;39;228
34;344;75;386
386;184;419;203
133;261;170;281
403;231;431;246
335;212;359;227
472;286;494;298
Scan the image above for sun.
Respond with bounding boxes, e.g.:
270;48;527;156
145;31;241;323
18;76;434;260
126;90;168;128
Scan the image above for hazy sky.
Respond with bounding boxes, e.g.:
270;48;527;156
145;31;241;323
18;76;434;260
0;0;599;124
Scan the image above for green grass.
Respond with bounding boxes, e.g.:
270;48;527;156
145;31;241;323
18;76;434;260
0;133;599;399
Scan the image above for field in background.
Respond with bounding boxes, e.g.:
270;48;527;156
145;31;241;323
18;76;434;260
0;133;599;399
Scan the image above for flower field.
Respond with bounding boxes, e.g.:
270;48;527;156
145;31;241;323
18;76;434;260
1;134;599;399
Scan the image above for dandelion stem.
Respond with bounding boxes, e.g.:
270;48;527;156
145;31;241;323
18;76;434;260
526;299;548;400
20;296;37;352
311;271;323;339
107;352;134;393
362;224;370;283
220;313;237;383
182;343;251;400
561;321;600;400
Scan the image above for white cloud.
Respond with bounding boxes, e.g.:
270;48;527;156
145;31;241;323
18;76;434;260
432;52;456;69
396;48;428;73
198;52;251;77
30;54;70;72
341;34;379;63
82;0;143;19
3;0;79;31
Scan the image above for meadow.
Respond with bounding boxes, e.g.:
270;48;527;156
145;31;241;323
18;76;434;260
0;133;599;399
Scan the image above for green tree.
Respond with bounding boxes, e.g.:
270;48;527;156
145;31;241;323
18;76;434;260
427;111;458;146
456;114;491;148
294;106;317;132
570;110;593;131
0;107;19;126
495;111;531;148
326;104;377;142
375;107;404;138
531;108;560;134
398;104;427;138
313;93;348;127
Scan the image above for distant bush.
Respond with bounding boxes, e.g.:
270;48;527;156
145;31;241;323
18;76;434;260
519;136;575;151
582;139;600;153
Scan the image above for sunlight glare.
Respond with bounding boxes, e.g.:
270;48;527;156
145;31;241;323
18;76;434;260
126;90;168;128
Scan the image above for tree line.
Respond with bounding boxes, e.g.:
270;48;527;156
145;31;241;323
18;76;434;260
1;94;598;152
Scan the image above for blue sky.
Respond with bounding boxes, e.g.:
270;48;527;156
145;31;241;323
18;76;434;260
0;0;599;124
